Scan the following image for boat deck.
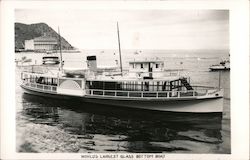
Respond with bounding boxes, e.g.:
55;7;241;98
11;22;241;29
84;87;220;100
21;81;221;100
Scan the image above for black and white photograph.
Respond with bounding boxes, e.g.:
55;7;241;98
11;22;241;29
15;9;230;153
0;1;249;160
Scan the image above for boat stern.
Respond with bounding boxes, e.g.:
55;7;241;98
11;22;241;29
206;88;224;98
195;88;224;113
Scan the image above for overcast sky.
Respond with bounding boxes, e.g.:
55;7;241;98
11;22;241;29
15;10;229;50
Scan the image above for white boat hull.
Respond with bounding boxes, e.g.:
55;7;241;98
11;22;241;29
83;96;223;113
21;85;223;113
209;66;230;71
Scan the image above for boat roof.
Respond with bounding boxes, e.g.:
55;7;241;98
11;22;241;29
23;70;184;82
129;60;164;64
43;56;59;59
86;76;181;82
22;71;59;78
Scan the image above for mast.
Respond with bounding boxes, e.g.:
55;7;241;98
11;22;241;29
218;71;221;89
117;22;123;76
58;27;63;73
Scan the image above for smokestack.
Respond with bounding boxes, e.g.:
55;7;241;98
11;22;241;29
86;56;97;71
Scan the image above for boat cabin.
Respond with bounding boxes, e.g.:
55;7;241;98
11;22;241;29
84;77;194;98
128;60;164;79
86;77;192;92
22;72;58;86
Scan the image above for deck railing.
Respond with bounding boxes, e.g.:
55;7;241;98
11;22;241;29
85;87;218;99
21;65;59;75
22;82;219;99
23;82;57;93
102;70;182;78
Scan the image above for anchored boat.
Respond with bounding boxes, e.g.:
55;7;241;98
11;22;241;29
20;24;223;113
20;56;223;113
209;59;230;71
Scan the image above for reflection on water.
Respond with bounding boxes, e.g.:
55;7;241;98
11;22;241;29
19;93;224;153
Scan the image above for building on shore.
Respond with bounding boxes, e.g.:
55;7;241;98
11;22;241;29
25;36;57;51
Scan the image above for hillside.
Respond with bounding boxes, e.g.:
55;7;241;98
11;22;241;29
15;22;74;50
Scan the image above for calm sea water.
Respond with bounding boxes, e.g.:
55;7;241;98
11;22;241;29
16;49;230;153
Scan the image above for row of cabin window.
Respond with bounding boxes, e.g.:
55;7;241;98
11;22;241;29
86;81;184;91
29;76;58;86
132;63;160;69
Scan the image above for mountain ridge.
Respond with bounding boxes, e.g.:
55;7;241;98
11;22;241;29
15;22;74;50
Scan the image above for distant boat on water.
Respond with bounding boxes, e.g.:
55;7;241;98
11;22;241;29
209;59;230;71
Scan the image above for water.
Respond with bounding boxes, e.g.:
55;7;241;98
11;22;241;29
16;49;230;153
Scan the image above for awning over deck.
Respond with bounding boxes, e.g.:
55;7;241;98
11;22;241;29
86;75;183;82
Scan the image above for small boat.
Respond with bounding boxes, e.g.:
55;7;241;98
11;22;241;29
42;56;60;65
209;60;230;71
20;24;223;113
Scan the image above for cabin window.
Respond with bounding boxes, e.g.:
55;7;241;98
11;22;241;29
51;78;57;86
141;63;144;69
157;81;160;91
45;78;48;85
86;81;90;89
47;78;52;85
103;82;117;90
54;78;58;85
156;64;159;68
89;81;104;90
30;75;34;83
123;82;127;90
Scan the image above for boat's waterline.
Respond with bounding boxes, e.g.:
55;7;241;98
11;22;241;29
21;84;223;113
84;96;223;113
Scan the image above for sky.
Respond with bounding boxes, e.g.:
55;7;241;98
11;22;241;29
15;10;229;50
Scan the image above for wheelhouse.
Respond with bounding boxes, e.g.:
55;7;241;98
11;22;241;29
128;60;164;78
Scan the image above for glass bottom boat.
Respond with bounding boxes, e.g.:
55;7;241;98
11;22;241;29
20;64;223;113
